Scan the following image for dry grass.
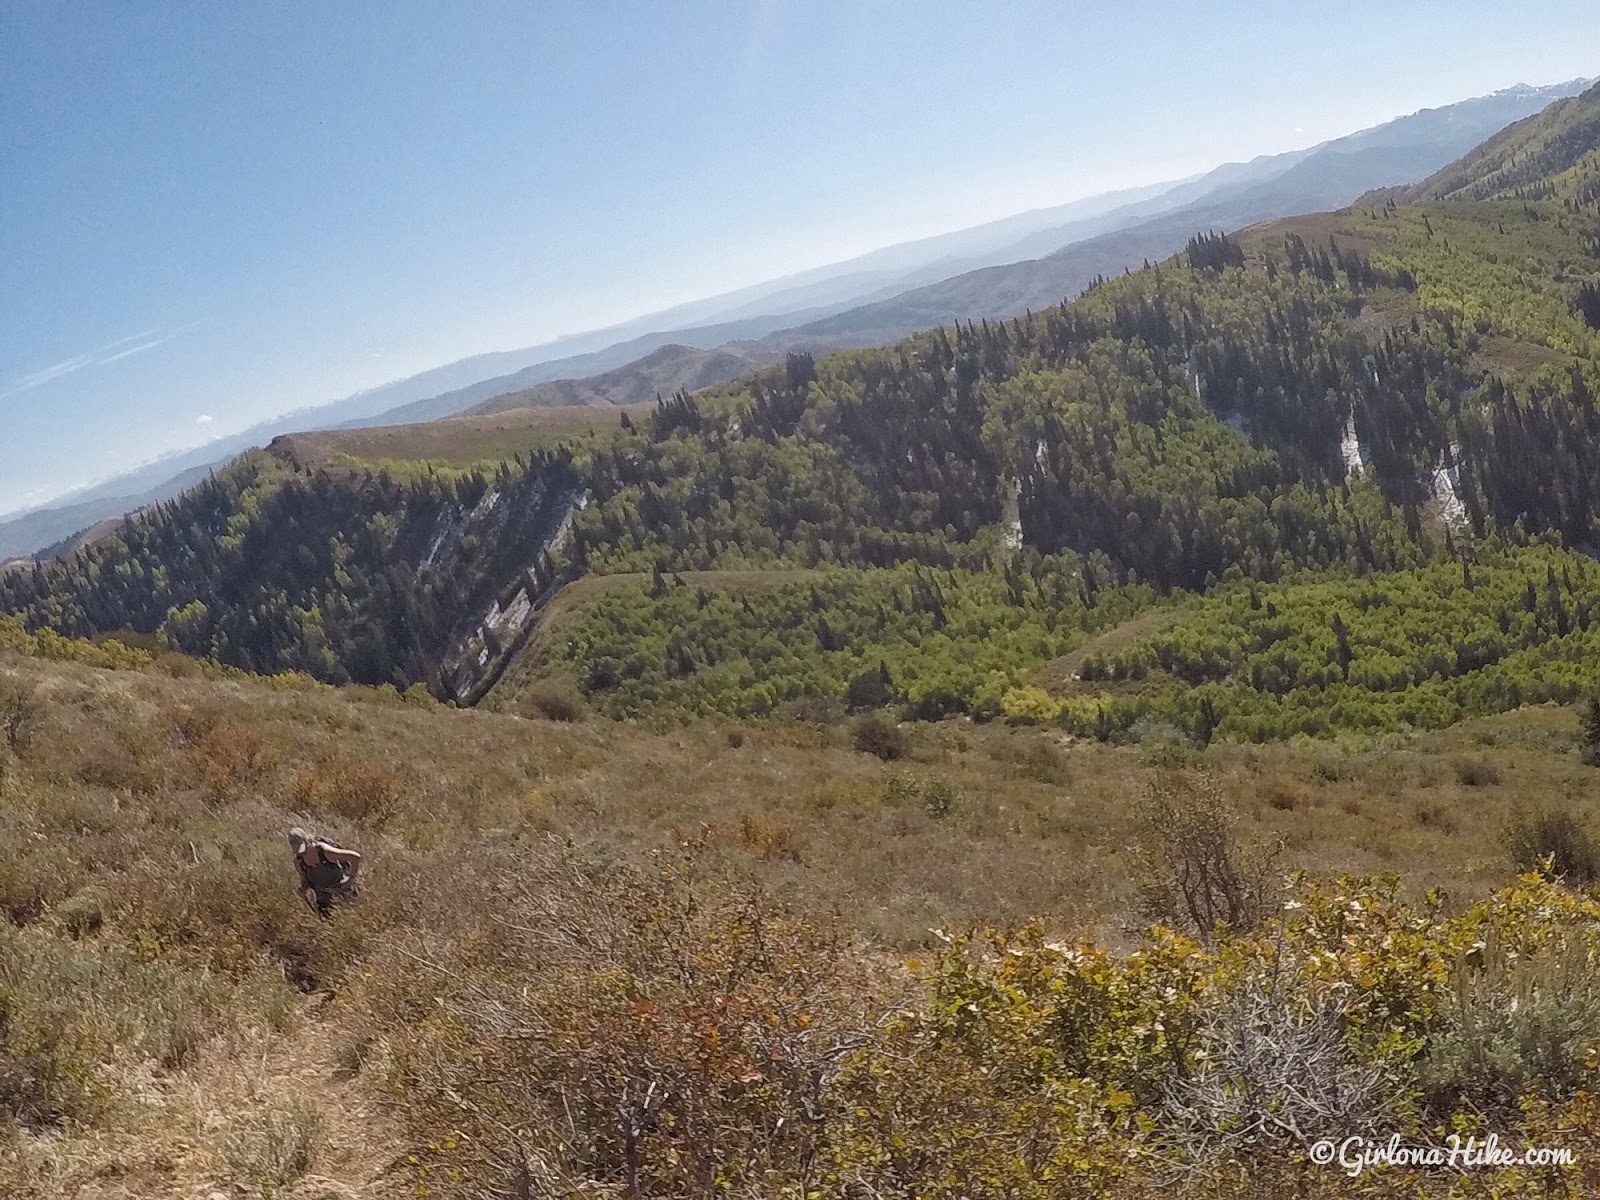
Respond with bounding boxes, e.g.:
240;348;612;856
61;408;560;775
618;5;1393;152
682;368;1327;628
1472;332;1566;379
271;403;653;474
1238;210;1385;259
3;648;1598;1196
4;657;1588;944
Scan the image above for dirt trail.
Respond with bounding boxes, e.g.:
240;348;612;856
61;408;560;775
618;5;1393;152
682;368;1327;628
1031;606;1185;692
28;996;407;1200
182;993;406;1200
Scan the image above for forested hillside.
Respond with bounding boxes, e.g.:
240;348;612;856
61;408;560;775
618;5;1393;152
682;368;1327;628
5;84;1600;733
0;450;580;691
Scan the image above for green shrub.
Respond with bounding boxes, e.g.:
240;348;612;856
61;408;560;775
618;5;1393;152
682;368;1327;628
1420;935;1600;1118
883;771;962;817
52;888;107;939
845;662;894;711
1505;805;1600;883
851;712;908;761
0;981;102;1127
222;1098;326;1190
525;678;586;723
921;777;960;818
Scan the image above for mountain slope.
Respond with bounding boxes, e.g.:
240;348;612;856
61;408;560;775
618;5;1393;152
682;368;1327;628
10;80;1600;725
1384;79;1600;202
750;78;1597;346
465;343;770;415
14;152;1600;720
15;82;1600;1200
454;77;1598;423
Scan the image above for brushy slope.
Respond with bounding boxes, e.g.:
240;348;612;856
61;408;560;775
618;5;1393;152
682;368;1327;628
7;638;1600;1196
9;83;1600;1200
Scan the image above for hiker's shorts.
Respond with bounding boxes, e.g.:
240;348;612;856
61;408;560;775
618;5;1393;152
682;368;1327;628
314;883;360;919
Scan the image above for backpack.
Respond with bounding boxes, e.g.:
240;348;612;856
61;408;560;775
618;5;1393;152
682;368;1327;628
298;839;355;895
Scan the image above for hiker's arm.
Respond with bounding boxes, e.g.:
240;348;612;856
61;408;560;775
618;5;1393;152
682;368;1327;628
321;843;363;879
297;883;319;912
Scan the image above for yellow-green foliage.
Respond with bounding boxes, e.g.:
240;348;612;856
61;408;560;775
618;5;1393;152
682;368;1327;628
528;562;1154;721
1001;683;1064;723
1348;200;1600;369
0;616;28;656
1060;543;1600;742
1;614;152;671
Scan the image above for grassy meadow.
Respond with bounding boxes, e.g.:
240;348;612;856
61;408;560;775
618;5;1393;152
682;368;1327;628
272;401;653;477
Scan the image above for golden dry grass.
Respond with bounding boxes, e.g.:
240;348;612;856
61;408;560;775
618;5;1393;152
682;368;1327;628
5;653;1590;943
271;402;653;474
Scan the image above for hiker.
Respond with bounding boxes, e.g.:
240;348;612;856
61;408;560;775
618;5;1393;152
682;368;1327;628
289;826;362;919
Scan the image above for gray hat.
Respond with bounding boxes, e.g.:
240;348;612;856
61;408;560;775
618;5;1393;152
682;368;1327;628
288;826;310;851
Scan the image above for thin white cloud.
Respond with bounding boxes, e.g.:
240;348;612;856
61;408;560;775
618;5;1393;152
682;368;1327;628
0;322;198;399
100;335;177;365
195;413;213;425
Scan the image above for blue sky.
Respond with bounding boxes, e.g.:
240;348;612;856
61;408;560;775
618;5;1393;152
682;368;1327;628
2;1;1595;515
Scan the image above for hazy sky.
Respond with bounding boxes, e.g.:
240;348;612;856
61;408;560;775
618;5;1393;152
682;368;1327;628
2;2;1596;515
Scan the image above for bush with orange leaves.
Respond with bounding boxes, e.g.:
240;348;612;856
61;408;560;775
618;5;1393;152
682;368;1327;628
362;837;888;1199
166;703;271;805
359;844;1600;1200
289;746;404;824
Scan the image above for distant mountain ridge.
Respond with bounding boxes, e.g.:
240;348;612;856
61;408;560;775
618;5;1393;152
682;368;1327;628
1378;79;1600;203
449;76;1598;423
743;76;1596;348
467;344;770;414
